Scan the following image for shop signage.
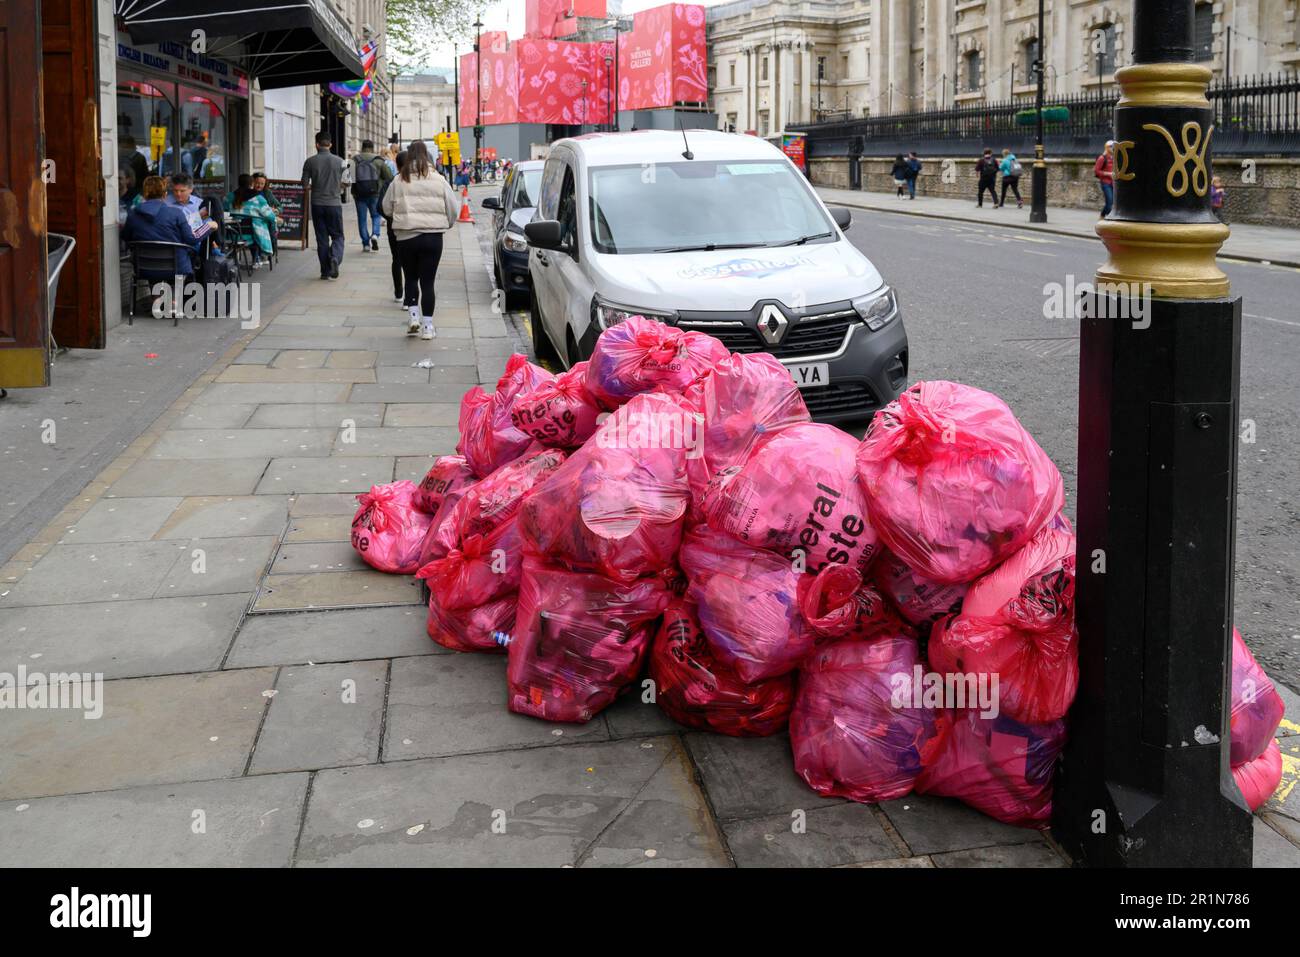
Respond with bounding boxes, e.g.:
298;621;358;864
116;32;250;98
268;179;310;249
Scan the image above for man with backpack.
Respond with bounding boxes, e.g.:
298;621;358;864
997;148;1024;209
351;139;393;252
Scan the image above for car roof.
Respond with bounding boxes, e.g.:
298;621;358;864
554;129;788;167
513;160;544;171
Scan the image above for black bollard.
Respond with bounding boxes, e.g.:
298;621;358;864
1052;0;1254;866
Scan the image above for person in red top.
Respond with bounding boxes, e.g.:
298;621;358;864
1095;140;1115;218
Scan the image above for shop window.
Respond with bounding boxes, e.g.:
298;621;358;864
179;87;227;196
115;80;175;216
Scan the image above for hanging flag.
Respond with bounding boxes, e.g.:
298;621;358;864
328;39;381;111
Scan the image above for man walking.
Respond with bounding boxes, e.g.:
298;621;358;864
904;151;922;200
302;131;346;280
351;139;393;253
975;148;999;208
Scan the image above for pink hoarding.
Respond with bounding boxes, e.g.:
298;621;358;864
617;4;707;111
526;0;608;39
516;39;613;125
459;41;519;129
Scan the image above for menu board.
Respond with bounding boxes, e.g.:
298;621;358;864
267;178;309;249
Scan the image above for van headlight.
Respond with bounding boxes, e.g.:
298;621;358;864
593;298;678;330
503;230;528;253
852;287;898;331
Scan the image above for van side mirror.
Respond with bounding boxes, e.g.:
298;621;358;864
829;206;852;230
525;219;564;250
481;195;502;210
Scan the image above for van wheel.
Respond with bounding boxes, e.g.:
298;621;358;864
529;289;563;370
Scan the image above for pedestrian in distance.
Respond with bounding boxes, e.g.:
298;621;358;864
302;130;347;280
1095;140;1115;218
997;148;1024;209
890;154;909;198
382;139;463;340
904;151;922;200
380;149;408;305
1211;175;1226;221
352;139;394;253
975;148;999;208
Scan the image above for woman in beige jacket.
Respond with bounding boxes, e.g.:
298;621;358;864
381;140;462;339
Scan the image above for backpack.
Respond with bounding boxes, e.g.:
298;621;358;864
353;155;380;197
1009;158;1023;177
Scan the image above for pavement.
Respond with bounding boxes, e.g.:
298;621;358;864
815;185;1300;267
0;184;1296;867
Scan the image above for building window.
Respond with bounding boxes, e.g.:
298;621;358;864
730;60;736;85
1193;4;1214;62
726;112;737;132
1023;37;1039;84
964;50;982;92
1093;23;1117;76
841;53;849;79
758;110;769;136
761;56;769;81
817;56;826;81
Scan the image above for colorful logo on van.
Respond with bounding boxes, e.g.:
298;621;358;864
677;256;817;280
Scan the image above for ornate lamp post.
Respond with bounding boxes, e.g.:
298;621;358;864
474;14;484;184
1029;0;1048;223
1053;0;1251;867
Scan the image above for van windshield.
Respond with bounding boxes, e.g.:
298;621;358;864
588;160;835;254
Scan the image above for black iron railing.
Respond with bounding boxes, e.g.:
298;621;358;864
790;74;1300;158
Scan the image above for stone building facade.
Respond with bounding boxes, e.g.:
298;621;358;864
707;0;1292;131
393;74;460;144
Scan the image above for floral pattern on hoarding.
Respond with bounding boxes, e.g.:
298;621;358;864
617;4;706;111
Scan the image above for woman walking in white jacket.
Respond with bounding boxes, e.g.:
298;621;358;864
381;140;462;339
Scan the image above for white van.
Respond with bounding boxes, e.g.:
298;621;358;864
524;129;908;421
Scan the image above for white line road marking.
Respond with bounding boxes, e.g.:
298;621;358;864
1244;313;1300;328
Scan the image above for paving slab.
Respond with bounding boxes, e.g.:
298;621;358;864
231;348;280;365
252;569;421;611
271;540;368;574
425;366;481;384
930;841;1065;868
174;404;256;429
603;690;687;738
375;347;477;368
0;540;187;607
154;495;290;540
0;667;275;800
0;594;247;679
58;497;183;544
154;536;278;598
1253;817;1300;867
107;458;270;497
288;493;360;516
684;732;842;821
325;351;379;369
148;428;336;460
250;660;387;774
283;513;353;543
840;856;935;868
226;606;436;668
270;349;330;369
376;365;432;384
349;383;476;404
382;404;463;429
190;383;352;406
296;735;723;867
256;456;393;494
216;366;376;385
383;654;608;761
332;426;459;457
0;772;309;867
719;802;900;868
244;403;384;429
878;794;1044;855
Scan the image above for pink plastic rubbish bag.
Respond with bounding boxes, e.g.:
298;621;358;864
505;556;671;723
855;380;1065;584
417;519;523;653
423;589;516;655
1233;739;1283;812
412;454;475;515
791;632;935;803
680;524;814;683
916;709;1067;828
680;352;810;503
585;315;728;408
702;423;879;576
510;361;604;449
649;598;795;736
872;549;968;632
1230;628;1287;765
415;474;477;570
350;481;433;574
520;393;691;582
457;353;555;477
927;523;1079;724
800;563;902;643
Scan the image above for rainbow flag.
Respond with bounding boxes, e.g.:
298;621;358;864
329;40;379;111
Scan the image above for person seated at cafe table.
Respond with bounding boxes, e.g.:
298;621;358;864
252;172;282;212
165;172;218;251
227;173;280;266
121;175;199;278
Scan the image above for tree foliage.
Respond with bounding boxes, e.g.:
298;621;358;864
387;0;476;71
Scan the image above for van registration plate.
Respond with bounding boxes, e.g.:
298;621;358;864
787;362;829;389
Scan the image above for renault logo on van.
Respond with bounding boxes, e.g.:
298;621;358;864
757;304;789;344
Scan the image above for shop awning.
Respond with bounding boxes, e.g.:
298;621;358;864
117;0;366;89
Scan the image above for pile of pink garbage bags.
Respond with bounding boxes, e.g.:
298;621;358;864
348;316;1287;828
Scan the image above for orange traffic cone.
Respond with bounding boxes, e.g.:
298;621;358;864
457;185;474;224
